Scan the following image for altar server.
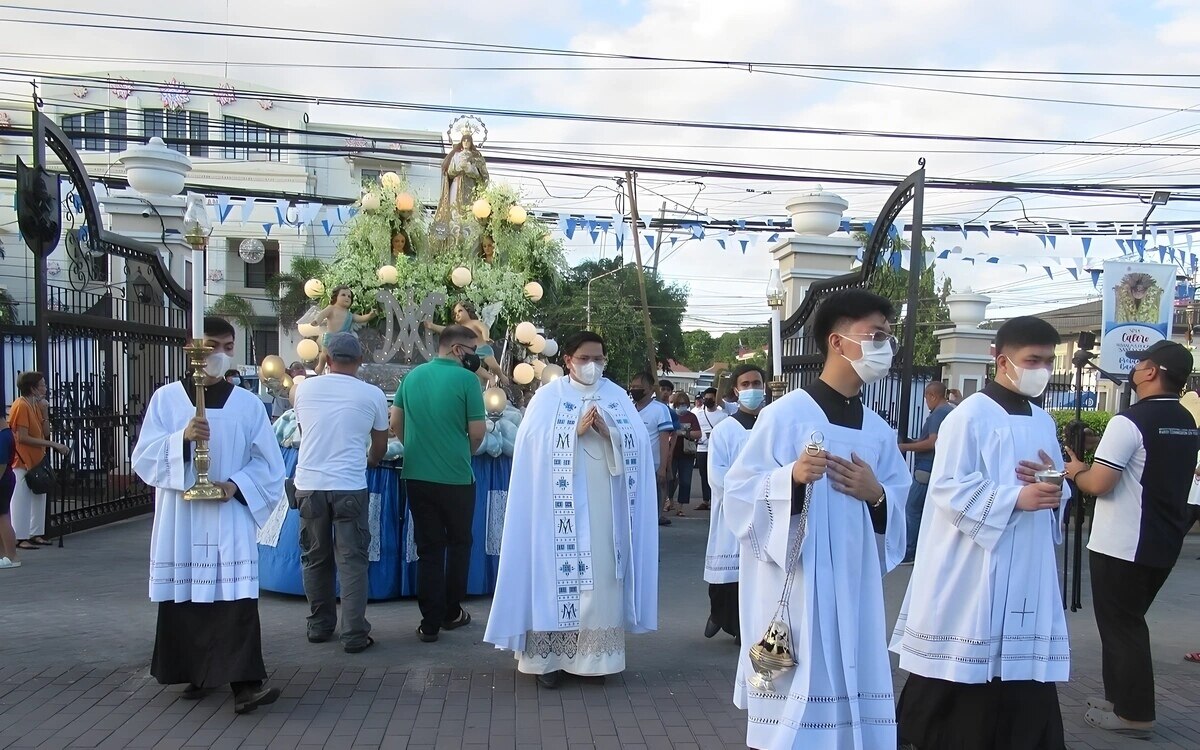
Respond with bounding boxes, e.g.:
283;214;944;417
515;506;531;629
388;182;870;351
723;290;908;750
484;331;658;689
132;317;286;714
702;363;766;642
891;316;1070;749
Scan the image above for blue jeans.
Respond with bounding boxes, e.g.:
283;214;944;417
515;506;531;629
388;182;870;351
671;454;696;504
904;477;929;562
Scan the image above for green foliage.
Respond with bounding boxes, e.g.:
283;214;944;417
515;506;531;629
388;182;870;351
207;292;258;358
1048;409;1114;463
318;174;565;330
858;232;953;366
538;257;689;383
266;256;327;328
681;326;770;372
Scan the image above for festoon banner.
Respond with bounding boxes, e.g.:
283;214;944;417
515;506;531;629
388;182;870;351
1100;261;1176;376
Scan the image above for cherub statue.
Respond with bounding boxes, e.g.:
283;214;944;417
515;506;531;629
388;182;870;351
423;300;508;386
311;285;377;374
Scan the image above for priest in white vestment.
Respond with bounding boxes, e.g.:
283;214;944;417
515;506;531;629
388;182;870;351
891;316;1070;749
132;317;286;714
724;290;908;750
484;331;658;689
703;363;767;642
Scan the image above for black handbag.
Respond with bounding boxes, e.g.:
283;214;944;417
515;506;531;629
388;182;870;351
24;458;54;494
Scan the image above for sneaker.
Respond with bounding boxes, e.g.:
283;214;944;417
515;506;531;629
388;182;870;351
0;558;20;569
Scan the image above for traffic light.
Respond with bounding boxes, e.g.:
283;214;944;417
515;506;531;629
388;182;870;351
15;157;61;258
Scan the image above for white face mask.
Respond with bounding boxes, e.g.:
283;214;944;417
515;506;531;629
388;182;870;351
1005;359;1051;398
737;388;766;410
674;405;690;415
840;336;894;384
205;351;234;378
573;361;604;386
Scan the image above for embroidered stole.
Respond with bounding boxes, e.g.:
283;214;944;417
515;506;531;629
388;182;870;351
551;394;640;629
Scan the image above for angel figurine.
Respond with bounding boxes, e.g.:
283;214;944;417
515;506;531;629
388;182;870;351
423;300;509;386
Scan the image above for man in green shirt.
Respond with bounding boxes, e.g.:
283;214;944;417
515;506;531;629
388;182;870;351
390;325;486;642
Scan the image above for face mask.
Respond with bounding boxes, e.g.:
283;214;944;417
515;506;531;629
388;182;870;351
840;336;893;384
574;361;603;386
704;398;716;407
629;388;646;402
204;352;233;378
675;405;689;415
1005;359;1051;398
230;377;242;387
460;352;481;372
738;388;766;410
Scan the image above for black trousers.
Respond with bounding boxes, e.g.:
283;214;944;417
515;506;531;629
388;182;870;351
406;480;475;633
896;674;1064;749
696;453;713;504
1089;550;1172;722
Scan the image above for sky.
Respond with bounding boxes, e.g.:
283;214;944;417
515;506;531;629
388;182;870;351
2;0;1200;333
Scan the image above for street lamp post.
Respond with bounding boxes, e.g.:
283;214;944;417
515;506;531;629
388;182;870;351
766;269;787;400
586;266;623;330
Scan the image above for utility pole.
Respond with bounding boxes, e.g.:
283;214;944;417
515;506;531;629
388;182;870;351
624;171;658;374
651;201;666;282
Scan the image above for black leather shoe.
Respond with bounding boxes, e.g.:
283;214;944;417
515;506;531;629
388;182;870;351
704;618;720;638
181;684;211;700
307;632;332;644
536;671;562;689
416;625;438;643
234;686;280;714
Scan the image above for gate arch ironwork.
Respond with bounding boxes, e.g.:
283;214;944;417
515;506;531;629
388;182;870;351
5;109;192;537
775;163;931;438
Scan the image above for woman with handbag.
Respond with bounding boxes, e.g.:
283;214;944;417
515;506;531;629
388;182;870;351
667;394;702;515
9;372;69;551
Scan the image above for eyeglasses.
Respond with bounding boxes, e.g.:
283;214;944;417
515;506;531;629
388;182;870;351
570;355;607;365
843;332;899;353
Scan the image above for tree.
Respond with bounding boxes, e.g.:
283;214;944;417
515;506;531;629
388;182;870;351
682;329;717;371
266;256;328;329
538;257;688;384
858;233;953;366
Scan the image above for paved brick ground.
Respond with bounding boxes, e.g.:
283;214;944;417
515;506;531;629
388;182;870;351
2;513;1199;748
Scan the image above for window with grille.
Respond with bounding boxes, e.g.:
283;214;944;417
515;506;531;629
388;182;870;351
61;109;127;152
251;328;279;361
142;109;208;156
360;168;381;188
223;116;284;162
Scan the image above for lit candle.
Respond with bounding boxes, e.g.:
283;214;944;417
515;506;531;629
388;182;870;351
182;193;212;341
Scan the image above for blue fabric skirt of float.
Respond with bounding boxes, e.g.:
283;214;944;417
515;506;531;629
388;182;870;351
257;447;508;600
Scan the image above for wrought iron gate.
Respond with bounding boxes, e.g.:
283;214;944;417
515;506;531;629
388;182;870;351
776;164;932;436
7;110;192;537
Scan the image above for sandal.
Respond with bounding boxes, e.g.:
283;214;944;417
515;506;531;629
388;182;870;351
16;541;39;551
30;537;53;546
1185;652;1200;663
695;503;711;511
1083;707;1154;738
675;510;686;517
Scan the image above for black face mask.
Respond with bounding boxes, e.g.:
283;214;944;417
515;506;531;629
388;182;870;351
629;388;646;402
460;352;482;372
704;398;716;407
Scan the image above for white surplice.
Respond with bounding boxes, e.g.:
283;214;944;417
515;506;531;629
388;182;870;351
483;376;658;675
889;390;1070;684
132;382;285;604
723;389;908;750
704;415;750;584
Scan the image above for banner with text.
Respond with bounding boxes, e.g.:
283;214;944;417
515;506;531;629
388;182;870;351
1100;261;1176;376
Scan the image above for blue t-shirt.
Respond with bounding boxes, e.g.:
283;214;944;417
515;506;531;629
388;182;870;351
914;402;954;472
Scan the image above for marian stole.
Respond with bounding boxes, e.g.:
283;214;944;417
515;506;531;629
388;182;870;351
551;395;640;629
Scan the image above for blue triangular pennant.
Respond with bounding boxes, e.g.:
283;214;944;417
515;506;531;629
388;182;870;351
937;249;950;259
767;233;779;243
1067;267;1079;280
321;220;332;236
1047;235;1056;249
644;234;655;250
263;223;273;237
1038;235;1047;248
717;239;726;250
1044;266;1053;280
1090;269;1101;289
739;239;749;254
669;237;678;247
589;229;599;244
1082;237;1092;257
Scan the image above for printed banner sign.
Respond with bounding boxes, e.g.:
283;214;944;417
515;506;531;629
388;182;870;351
1100;261;1176;376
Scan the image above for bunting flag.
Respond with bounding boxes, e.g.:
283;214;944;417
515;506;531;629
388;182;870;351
737;219;747;231
981;221;991;237
1159;246;1167;263
1090;269;1101;289
558;217;575;240
321;220;333;236
669;237;678;247
1116;239;1128;254
767;233;779;243
864;221;875;237
959;222;967;239
1044;266;1054;280
838;219;850;233
1133;239;1146;261
1047;235;1056;249
686;222;705;240
273;198;289;226
1038;235;1047;248
717;239;726;250
644;234;655;250
1082;237;1092;257
240;198;255;223
937;249;950;259
739;239;749;254
217;194;232;224
1067;267;1079;280
588;228;599;244
613;220;627;243
262;223;273;237
299;202;323;225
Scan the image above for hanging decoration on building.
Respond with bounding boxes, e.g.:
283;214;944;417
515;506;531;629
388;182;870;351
239;238;266;264
72;86;88;100
215;83;237;106
0;112;10;128
344;137;371;149
110;77;134;100
258;99;274;111
206;269;225;282
160;78;191;111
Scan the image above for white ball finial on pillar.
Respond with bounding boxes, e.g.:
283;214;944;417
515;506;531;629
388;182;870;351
785;186;849;236
118;137;193;196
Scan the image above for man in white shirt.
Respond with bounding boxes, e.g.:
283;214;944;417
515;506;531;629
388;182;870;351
293;333;389;653
629;372;674;527
694;387;729;512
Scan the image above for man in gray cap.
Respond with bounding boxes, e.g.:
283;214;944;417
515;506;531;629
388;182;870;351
1055;339;1200;738
292;332;389;653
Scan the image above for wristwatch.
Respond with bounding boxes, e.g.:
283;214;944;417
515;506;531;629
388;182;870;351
869;491;886;509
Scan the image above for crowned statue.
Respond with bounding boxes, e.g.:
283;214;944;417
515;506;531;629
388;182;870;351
432;117;490;247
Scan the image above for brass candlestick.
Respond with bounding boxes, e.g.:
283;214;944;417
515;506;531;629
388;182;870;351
182;339;226;501
768;378;788;401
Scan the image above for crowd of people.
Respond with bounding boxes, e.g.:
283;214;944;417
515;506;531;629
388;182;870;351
22;287;1187;749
